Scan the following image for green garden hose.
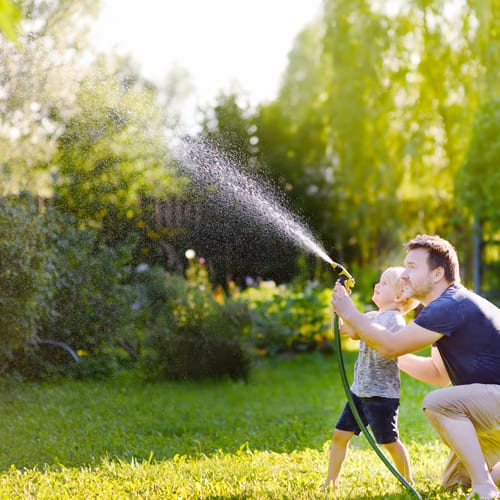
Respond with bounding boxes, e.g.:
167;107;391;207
331;263;422;499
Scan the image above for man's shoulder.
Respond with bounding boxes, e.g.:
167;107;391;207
440;284;491;307
435;284;470;305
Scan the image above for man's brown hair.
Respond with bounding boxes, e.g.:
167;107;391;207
405;234;460;283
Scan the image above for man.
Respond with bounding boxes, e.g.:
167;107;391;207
331;234;500;500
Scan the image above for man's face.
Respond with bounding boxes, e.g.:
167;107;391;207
402;248;434;301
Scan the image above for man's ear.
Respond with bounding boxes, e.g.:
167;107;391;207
432;266;445;283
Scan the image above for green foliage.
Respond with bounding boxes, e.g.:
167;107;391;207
0;198;137;379
0;354;459;498
251;0;499;279
137;263;251;381
53;75;180;242
44;223;135;348
456;97;500;223
0;194;55;369
35;220;137;364
241;280;334;356
200;92;261;169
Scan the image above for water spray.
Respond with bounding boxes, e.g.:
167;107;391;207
330;260;422;499
175;138;421;497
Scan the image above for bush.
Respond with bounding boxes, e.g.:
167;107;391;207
0;199;139;379
0;194;55;372
240;280;335;356
39;220;137;350
31;218;138;377
137;264;251;382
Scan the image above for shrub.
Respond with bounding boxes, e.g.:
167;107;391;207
137;264;251;382
3;202;139;379
240;280;335;356
33;219;138;376
0;194;55;372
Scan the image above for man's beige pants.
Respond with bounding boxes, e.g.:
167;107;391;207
423;383;500;488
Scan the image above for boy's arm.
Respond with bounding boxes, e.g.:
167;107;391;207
330;306;360;340
340;319;360;340
398;346;451;387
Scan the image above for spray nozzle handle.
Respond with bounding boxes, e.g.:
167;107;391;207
331;262;355;292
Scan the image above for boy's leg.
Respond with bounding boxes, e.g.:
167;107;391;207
384;440;414;484
323;398;365;489
322;429;355;489
362;396;414;484
423;384;500;499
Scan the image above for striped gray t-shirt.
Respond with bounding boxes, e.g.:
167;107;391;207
350;310;406;399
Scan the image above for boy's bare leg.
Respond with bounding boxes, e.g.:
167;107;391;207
322;429;354;489
384;440;414;485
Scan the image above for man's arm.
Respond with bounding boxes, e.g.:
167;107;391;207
398;346;451;387
331;282;443;357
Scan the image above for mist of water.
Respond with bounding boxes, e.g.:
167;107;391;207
172;137;334;266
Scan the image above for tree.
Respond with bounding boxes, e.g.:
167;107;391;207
256;22;334;253
0;0;99;195
255;0;499;282
456;97;500;294
53;73;181;245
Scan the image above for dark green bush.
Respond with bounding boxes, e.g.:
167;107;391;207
240;280;333;356
32;219;138;377
0;194;55;371
0;196;138;379
39;221;137;351
137;266;251;381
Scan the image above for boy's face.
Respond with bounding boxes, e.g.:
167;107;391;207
372;273;399;309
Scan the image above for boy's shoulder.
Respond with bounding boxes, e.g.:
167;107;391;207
366;309;402;318
368;309;405;331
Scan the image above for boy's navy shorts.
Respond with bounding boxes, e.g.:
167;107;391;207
335;392;400;444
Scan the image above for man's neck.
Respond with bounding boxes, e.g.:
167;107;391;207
422;281;455;306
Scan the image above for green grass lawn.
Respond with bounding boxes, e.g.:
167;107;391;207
0;351;468;499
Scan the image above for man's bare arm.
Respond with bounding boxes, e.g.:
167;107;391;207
398;347;451;386
331;282;442;357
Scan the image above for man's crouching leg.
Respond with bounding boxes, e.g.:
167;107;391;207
423;384;500;499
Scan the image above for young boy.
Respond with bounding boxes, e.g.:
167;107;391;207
322;266;418;490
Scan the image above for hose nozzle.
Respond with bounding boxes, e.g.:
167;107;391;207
331;261;355;291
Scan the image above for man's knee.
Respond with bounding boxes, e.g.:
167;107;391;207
422;387;454;413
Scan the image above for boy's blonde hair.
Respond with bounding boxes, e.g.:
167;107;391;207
381;266;420;315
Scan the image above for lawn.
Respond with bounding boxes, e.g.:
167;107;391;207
0;351;467;499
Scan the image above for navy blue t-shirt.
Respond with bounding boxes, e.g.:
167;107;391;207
414;284;500;386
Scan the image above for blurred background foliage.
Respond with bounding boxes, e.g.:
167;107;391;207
0;0;498;380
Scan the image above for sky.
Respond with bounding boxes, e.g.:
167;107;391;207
91;0;323;125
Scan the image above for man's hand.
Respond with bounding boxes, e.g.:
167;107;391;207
331;280;358;320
